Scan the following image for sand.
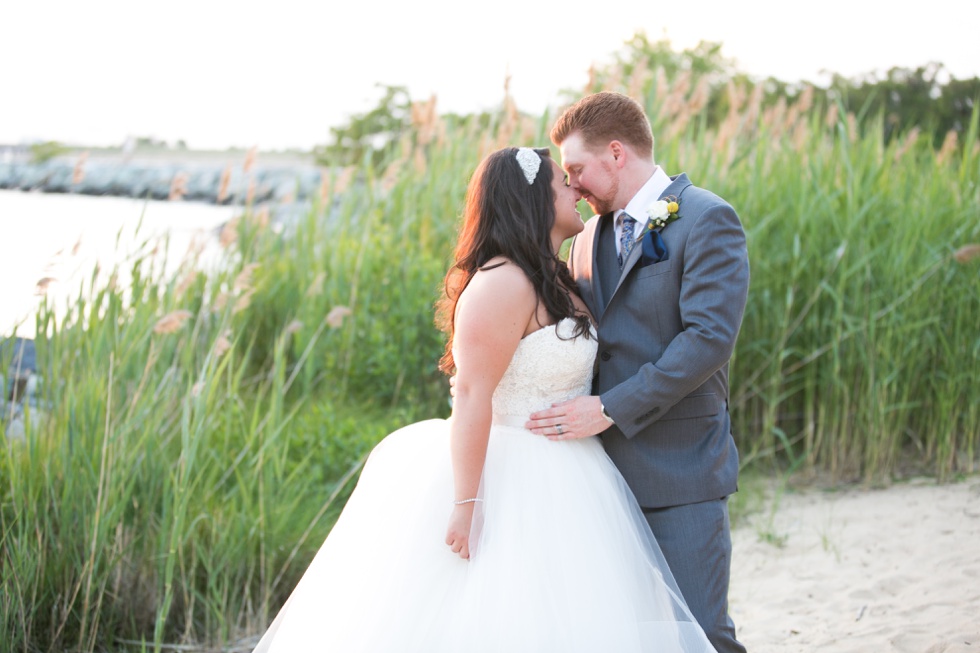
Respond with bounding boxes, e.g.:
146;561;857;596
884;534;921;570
729;476;980;652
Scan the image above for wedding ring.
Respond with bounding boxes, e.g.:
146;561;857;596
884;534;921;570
555;424;564;435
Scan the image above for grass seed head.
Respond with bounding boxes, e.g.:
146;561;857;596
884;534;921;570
153;310;193;334
169;172;189;201
953;244;980;264
233;290;253;314
35;277;57;295
825;103;839;129
213;292;229;312
243;146;257;173
217;165;232;203
233;263;260;292
253;206;270;228
214;331;233;357
894;127;921;161
72;151;89;185
220;218;240;248
175;268;200;298
937;130;959;164
326;305;352;328
305;271;326;298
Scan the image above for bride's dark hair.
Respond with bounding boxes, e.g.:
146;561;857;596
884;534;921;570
437;147;591;374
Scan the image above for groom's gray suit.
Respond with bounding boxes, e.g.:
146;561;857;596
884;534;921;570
568;173;749;653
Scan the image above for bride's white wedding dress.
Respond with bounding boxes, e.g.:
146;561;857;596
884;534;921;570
254;318;715;652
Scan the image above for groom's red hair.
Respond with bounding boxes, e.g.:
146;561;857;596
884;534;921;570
551;92;654;159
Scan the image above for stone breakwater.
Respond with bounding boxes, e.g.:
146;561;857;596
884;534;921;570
1;337;38;442
0;158;325;205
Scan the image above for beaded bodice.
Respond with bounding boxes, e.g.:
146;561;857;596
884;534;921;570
490;318;596;418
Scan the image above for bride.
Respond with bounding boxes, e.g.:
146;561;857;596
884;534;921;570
252;147;715;652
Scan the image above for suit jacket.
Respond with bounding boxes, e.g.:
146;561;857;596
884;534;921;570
568;173;749;508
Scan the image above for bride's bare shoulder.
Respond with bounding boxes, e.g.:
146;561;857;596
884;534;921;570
473;258;532;289
459;258;535;316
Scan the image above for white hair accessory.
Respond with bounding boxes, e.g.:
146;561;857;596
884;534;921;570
515;147;541;185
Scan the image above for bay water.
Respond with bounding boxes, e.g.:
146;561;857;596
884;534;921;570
0;190;237;339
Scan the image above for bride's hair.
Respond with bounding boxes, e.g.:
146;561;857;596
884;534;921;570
436;147;590;374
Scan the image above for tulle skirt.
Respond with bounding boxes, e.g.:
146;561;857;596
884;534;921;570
254;418;714;652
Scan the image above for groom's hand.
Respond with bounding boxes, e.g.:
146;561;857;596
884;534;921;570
526;396;611;441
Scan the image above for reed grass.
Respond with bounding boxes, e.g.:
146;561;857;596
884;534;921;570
2;73;977;650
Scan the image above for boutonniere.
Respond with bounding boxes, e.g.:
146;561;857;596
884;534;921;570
638;196;680;266
644;197;680;233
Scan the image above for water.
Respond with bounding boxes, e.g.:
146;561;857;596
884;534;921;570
0;190;237;338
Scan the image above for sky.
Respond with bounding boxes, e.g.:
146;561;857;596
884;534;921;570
2;0;978;151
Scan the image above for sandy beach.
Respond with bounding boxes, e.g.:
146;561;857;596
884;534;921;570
729;476;980;652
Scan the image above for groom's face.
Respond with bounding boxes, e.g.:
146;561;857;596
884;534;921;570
559;131;620;216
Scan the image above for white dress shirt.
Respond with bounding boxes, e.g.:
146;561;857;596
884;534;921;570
613;166;673;258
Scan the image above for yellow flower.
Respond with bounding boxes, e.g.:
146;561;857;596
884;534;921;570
667;201;679;214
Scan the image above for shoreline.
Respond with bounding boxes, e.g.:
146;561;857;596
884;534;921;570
0;147;324;204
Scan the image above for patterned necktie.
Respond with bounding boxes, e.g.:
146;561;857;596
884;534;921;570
618;214;638;269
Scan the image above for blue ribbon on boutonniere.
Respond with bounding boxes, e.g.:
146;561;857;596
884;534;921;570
639;197;680;267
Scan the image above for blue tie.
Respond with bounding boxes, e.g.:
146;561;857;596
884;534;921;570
618;214;637;268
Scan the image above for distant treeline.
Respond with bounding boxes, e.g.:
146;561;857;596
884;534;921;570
315;34;979;168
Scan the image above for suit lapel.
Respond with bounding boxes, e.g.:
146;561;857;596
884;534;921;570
602;173;694;310
659;173;692;204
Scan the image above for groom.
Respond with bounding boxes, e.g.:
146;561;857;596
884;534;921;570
527;92;749;653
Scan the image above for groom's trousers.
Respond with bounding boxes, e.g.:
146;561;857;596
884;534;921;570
643;497;746;653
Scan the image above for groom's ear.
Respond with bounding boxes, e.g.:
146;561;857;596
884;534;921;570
609;140;627;168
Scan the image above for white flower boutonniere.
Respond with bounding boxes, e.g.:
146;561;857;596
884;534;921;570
638;196;680;266
645;197;680;231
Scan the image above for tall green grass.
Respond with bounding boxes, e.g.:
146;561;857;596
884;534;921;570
0;238;401;649
715;105;980;481
1;85;977;650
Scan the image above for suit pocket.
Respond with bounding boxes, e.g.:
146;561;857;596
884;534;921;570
659;393;719;421
636;259;672;279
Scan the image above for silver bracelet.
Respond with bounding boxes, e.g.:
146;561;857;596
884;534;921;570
453;498;483;505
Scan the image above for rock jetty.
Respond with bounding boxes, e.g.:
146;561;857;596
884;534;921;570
0;151;326;205
1;337;39;442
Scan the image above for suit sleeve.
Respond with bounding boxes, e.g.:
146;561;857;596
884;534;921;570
600;202;749;438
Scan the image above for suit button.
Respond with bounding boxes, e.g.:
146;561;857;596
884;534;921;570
600;351;611;361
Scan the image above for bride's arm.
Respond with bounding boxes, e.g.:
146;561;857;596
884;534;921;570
445;262;535;560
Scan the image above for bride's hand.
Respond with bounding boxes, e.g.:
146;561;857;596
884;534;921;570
445;503;475;560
